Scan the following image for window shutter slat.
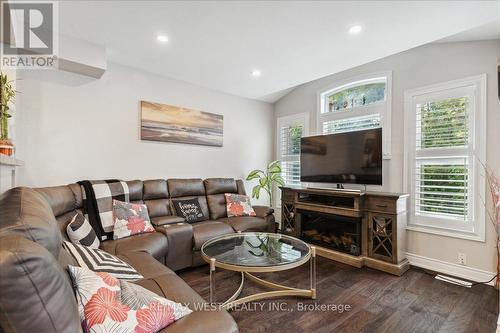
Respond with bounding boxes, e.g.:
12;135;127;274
416;97;469;149
322;114;381;135
279;124;303;185
414;160;469;220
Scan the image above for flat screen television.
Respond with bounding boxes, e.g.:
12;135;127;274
300;128;382;185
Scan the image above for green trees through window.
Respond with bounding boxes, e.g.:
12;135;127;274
327;82;385;112
419;97;468;149
416;96;470;219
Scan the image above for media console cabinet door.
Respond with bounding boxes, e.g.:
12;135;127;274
281;188;298;237
368;212;401;264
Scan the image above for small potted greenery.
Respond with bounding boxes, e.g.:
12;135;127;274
246;160;285;207
0;73;16;156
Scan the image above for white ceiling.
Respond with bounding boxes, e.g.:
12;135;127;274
58;1;500;102
437;20;500;43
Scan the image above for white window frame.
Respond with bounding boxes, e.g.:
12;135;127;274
403;74;487;242
275;113;310;205
316;71;392;159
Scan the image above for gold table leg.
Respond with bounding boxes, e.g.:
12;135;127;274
215;246;317;311
209;258;216;304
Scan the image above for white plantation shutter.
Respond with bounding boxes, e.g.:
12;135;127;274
277;114;309;186
415;159;469;219
281;161;301;185
405;75;486;240
416;98;469;149
322;114;381;134
414;97;471;220
413;96;472;221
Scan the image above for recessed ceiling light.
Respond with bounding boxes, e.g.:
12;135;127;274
349;25;363;35
156;34;169;43
251;69;261;77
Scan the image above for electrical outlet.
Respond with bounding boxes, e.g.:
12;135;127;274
458;253;466;265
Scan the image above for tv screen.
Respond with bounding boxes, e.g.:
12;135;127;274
300;128;382;185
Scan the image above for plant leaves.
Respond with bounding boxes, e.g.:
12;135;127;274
252;185;261;199
274;176;285;187
246;169;263;181
267;160;282;174
259;177;268;187
267;160;279;169
268;165;281;174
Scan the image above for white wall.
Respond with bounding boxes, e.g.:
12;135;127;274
274;40;500;277
0;66;20;192
15;62;274;204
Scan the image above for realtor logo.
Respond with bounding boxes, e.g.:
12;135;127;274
1;1;58;68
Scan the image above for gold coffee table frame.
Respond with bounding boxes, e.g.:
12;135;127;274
201;232;316;310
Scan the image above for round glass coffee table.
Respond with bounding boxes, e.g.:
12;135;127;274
201;232;316;310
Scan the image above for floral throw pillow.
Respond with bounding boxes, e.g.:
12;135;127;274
225;193;256;217
68;265;192;333
112;200;155;240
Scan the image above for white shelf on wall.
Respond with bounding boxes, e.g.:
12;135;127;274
0;155;24;194
0;155;24;167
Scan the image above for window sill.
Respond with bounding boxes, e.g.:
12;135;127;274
406;224;485;243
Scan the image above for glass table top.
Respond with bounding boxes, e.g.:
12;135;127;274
201;232;310;267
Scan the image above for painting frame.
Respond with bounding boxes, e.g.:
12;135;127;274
140;100;224;147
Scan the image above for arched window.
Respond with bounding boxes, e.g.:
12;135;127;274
317;72;392;158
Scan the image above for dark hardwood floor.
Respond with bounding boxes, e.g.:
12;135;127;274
179;257;499;333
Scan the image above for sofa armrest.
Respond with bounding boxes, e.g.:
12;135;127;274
253;205;274;218
154;223;193;271
151;215;185;227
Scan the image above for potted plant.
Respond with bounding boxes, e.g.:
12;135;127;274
246;160;285;207
0;72;16;156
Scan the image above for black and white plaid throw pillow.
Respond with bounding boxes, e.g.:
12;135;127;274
66;213;100;248
63;241;143;281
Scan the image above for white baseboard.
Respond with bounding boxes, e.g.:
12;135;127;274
406;252;496;286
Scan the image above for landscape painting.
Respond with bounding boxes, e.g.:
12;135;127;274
141;101;223;147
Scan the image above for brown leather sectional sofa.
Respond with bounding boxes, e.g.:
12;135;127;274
0;178;275;333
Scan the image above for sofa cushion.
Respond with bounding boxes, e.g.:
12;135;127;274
168;179;210;220
204;178;238;220
0;236;80;333
0;187;62;258
145;198;170;217
168;179;205;197
118;251;176;279
126;180;144;203
206;193;227;220
99;231;168;259
144;179;171;218
191;221;234;250
204;178;238;195
35;185;80;217
133;274;238;333
143;179;168;200
217;216;270;232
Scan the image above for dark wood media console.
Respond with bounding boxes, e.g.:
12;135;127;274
280;186;410;276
